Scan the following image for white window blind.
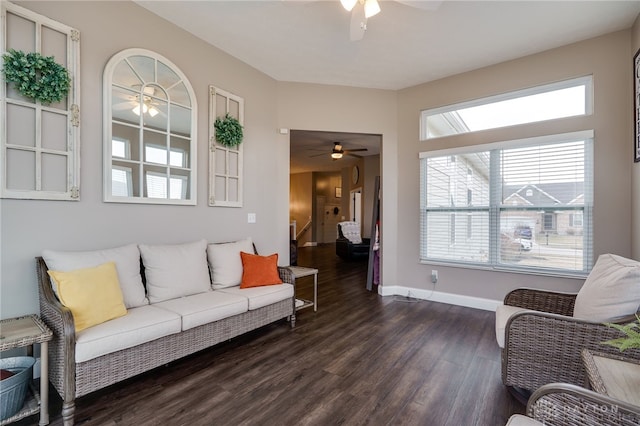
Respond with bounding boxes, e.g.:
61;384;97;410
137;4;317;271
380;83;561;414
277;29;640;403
420;131;593;275
111;167;132;197
145;171;187;200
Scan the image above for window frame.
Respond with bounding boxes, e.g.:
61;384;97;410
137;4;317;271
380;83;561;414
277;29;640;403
420;76;593;141
419;130;594;278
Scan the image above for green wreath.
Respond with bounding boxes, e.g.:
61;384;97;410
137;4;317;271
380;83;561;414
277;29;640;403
214;113;244;147
2;49;70;104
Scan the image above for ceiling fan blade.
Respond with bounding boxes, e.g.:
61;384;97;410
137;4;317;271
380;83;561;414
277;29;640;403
344;148;368;153
394;0;443;11
350;5;366;41
113;101;134;111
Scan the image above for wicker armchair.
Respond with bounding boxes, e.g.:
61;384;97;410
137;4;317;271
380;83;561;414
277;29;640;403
500;287;640;392
527;382;640;426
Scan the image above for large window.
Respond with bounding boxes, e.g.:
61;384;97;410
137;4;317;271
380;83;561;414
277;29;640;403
420;131;593;275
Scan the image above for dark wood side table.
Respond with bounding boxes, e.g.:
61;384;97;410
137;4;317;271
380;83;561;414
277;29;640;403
582;349;640;406
0;315;53;425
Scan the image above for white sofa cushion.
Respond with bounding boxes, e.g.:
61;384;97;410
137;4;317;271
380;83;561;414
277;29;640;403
207;238;254;289
154;291;248;331
219;283;294;310
574;253;640;322
495;304;530;349
42;244;147;309
75;304;181;363
139;240;211;303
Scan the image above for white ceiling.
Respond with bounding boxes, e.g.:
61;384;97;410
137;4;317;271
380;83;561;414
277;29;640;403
289;130;382;173
135;0;640;172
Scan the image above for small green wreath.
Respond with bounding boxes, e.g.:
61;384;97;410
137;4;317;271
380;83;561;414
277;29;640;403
2;49;70;104
214;113;244;147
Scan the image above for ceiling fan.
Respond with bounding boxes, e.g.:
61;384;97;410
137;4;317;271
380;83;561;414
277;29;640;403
112;86;164;118
341;0;442;41
311;142;368;160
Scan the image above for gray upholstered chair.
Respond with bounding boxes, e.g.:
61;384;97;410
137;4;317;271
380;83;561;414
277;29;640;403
495;254;640;394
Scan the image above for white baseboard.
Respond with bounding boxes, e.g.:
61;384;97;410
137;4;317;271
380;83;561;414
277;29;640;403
379;285;500;312
302;242;317;247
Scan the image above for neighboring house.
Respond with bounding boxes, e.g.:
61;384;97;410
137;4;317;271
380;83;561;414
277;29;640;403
503;183;585;237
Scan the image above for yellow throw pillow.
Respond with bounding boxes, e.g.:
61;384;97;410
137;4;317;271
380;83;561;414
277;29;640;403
48;262;127;332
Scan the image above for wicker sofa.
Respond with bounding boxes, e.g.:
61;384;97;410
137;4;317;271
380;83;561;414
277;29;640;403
36;239;295;426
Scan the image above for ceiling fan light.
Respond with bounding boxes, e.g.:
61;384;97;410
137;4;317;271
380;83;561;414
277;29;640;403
340;0;357;12
331;152;343;159
132;103;148;116
148;106;159;117
364;0;380;18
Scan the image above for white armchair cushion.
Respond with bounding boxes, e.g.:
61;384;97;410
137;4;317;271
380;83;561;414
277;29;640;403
207;238;254;289
42;244;148;309
573;253;640;322
338;221;362;244
139;240;211;303
495;304;531;348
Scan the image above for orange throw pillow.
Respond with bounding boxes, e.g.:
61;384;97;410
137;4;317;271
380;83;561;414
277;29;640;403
240;252;283;288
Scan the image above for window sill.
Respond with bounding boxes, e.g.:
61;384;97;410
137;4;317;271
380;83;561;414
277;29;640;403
419;259;588;280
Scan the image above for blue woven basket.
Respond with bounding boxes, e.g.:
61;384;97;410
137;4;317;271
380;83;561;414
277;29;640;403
0;356;35;420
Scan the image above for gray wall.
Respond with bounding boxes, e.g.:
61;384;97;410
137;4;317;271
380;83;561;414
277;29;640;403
1;1;289;318
397;30;634;300
276;82;400;292
2;2;639;319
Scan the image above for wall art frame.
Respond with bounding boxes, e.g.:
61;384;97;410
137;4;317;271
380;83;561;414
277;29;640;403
635;47;640;162
208;85;244;207
1;2;81;200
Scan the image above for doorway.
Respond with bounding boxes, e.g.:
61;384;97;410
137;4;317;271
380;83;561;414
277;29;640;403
289;129;381;253
350;189;362;224
315;195;342;244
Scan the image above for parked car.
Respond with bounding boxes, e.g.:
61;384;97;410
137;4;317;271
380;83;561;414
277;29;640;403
514;225;533;251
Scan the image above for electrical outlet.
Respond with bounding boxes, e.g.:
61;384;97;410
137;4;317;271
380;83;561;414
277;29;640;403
431;270;438;284
248;213;256;223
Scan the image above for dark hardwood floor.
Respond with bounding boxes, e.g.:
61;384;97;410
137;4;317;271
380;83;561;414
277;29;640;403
28;244;524;425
